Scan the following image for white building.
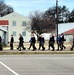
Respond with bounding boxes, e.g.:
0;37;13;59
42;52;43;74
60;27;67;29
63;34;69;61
58;23;74;42
58;22;74;34
0;12;31;43
63;28;74;42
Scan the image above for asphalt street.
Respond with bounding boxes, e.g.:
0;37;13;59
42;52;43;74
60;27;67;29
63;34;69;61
0;54;74;75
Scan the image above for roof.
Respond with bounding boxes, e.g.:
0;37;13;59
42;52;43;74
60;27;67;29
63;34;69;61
0;20;9;26
1;12;29;20
63;28;74;35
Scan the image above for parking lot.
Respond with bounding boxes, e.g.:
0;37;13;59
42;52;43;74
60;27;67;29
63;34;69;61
0;54;74;75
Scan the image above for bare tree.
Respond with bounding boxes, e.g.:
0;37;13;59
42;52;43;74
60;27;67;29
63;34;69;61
29;10;56;35
0;0;14;17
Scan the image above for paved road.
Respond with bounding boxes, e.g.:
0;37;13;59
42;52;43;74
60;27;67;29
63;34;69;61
0;54;74;75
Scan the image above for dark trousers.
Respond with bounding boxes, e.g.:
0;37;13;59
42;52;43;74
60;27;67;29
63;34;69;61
57;42;63;50
48;42;54;50
28;43;32;49
0;43;2;51
72;44;74;49
38;42;45;50
10;42;13;50
71;42;74;50
32;42;36;50
62;41;66;49
17;42;25;50
28;42;36;50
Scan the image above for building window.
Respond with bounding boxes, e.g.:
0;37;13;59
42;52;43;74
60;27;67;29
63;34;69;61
22;21;26;26
22;32;26;36
12;21;16;26
13;31;16;36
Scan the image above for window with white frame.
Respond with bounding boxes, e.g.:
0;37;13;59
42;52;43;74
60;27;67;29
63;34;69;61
13;31;16;36
12;21;16;26
22;31;26;36
22;21;26;26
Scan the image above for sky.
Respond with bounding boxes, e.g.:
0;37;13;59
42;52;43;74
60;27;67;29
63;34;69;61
5;0;74;17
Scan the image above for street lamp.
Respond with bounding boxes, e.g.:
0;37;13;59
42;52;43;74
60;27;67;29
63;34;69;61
56;0;58;44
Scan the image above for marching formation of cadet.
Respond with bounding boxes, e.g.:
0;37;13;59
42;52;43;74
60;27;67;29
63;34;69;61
0;33;74;51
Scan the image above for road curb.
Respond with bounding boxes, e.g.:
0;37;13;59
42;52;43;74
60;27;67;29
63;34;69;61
0;51;74;55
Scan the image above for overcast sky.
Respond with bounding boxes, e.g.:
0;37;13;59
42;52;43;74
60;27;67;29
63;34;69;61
5;0;74;17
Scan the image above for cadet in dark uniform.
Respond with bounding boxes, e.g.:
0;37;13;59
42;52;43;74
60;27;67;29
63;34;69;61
48;34;55;51
10;35;14;50
70;35;74;51
29;34;36;51
28;34;36;50
57;34;63;51
38;35;45;51
61;33;66;50
17;34;26;51
0;36;2;51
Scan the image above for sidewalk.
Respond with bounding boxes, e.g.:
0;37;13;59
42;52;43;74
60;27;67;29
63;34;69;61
0;47;74;55
0;42;73;55
0;50;74;55
3;42;72;51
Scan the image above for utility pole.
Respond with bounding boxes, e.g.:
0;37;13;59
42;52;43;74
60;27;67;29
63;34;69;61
56;0;58;44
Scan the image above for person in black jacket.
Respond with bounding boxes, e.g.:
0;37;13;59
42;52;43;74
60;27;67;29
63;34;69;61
57;34;63;51
48;34;55;51
61;33;66;50
0;36;2;43
10;35;14;50
28;34;36;50
30;34;36;51
0;36;2;51
17;34;26;51
38;35;45;51
70;35;74;51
